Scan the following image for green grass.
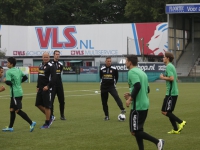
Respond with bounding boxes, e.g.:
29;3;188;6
0;82;199;150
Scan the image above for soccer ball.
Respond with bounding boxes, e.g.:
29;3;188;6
95;91;98;94
118;114;126;121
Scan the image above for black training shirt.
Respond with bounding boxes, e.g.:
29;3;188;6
37;61;56;89
51;60;63;86
100;65;118;89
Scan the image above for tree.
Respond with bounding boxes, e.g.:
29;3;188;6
125;0;200;23
42;0;130;25
0;0;44;25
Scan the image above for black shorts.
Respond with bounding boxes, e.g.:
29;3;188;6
10;96;23;110
129;109;148;132
161;95;178;112
35;89;52;108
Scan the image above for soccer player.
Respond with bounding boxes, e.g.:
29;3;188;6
160;52;186;134
100;57;126;121
51;50;66;120
0;66;6;92
124;55;164;150
36;52;56;129
2;57;36;132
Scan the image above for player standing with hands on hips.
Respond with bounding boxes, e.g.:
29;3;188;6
51;50;66;120
2;57;36;132
100;57;126;121
160;52;186;134
124;55;164;150
35;52;56;129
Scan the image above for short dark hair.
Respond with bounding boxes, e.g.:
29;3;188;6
0;66;3;70
126;55;138;66
54;50;60;55
7;57;16;67
106;57;111;60
165;52;174;62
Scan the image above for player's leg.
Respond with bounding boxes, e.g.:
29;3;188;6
130;110;164;150
101;90;109;120
15;97;32;124
35;89;45;114
40;90;52;128
2;97;16;132
56;85;65;120
14;96;36;132
51;87;56;117
161;96;184;133
166;96;186;132
109;88;125;113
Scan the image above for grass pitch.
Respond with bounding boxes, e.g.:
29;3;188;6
0;82;199;150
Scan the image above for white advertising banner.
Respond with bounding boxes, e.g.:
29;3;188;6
0;23;168;57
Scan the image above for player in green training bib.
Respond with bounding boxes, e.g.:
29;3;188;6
124;55;164;150
2;57;36;132
160;52;186;134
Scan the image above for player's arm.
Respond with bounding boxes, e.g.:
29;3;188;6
60;63;63;72
22;75;28;83
47;65;56;89
130;82;141;100
99;69;103;79
5;71;12;86
115;69;119;83
160;73;174;81
0;86;5;92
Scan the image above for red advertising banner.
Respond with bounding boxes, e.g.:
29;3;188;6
29;66;39;74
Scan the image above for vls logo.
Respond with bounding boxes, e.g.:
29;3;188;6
35;27;77;49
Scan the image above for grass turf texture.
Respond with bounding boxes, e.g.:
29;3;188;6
0;82;199;150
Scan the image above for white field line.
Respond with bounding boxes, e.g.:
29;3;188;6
0;86;128;99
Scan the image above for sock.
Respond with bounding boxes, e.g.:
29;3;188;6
45;120;50;125
17;110;32;125
9;111;16;128
166;112;182;124
135;131;159;145
169;118;178;131
135;136;144;150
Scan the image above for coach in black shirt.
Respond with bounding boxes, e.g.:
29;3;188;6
51;50;66;120
36;52;56;129
100;57;126;121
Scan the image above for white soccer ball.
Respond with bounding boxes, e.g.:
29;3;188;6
118;114;126;121
95;91;98;94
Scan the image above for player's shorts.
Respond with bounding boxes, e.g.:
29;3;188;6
161;95;178;112
35;89;52;108
10;96;22;110
129;109;148;132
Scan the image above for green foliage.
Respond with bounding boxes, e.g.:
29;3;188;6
0;0;199;25
0;0;44;25
125;0;200;22
0;48;6;58
0;82;199;149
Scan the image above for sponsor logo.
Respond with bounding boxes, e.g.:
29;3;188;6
100;63;166;72
147;23;168;55
35;27;94;50
26;51;62;56
138;64;155;72
70;50;118;56
71;50;84;56
133;114;137;130
169;6;184;12
13;51;25;56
